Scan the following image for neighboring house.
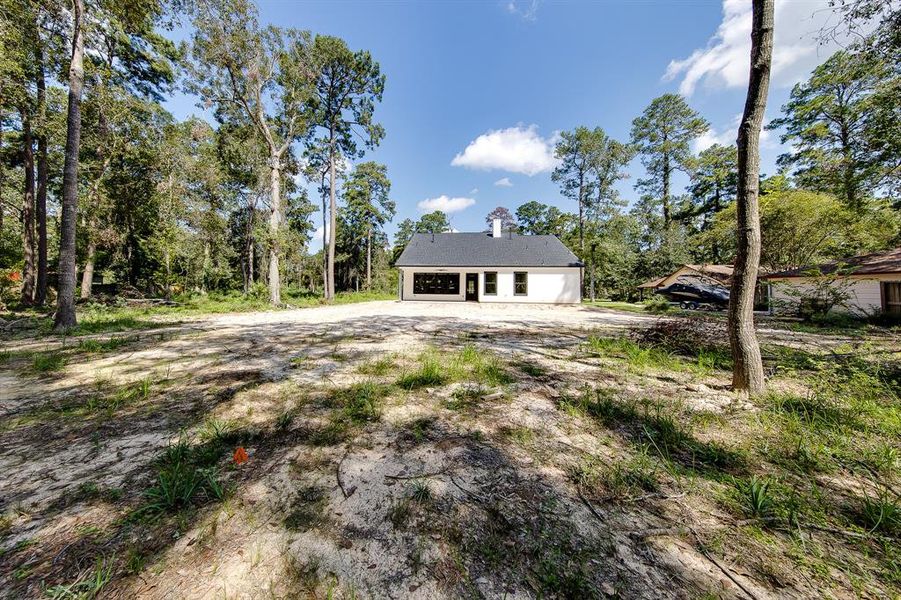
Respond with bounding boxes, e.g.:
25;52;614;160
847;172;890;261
638;264;734;292
636;263;768;309
637;264;734;306
394;219;583;303
763;247;901;316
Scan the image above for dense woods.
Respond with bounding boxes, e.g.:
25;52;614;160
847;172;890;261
0;0;899;320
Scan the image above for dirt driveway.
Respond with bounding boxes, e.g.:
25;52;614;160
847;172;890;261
0;301;894;599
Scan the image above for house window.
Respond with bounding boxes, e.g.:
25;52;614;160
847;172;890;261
883;282;901;314
413;272;460;295
514;271;528;296
484;272;497;295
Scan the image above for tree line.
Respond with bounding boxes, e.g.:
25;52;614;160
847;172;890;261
1;0;898;329
1;0;396;327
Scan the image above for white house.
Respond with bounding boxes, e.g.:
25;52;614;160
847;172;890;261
394;219;583;303
763;247;901;316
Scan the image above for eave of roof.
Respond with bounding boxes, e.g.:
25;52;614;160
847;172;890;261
761;247;901;279
394;232;584;268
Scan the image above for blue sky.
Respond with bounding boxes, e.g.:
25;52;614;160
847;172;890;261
164;0;847;248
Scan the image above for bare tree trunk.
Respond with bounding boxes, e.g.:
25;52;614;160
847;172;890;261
35;41;48;306
662;150;671;226
80;237;95;299
20;109;36;306
728;0;772;396
0;122;4;234
366;228;372;290
589;243;596;302
243;206;254;293
327;149;337;301
268;158;282;305
164;246;171;299
577;174;584;252
320;172;327;297
54;0;84;331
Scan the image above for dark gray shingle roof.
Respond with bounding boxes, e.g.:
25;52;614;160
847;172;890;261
395;232;583;268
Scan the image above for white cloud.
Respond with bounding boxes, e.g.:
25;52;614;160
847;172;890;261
494;177;513;187
506;0;539;21
665;0;856;96
451;125;559;176
693;113;775;153
470;188;479;195
417;195;476;213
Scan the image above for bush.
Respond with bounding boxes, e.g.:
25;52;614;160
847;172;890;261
632;318;727;358
643;295;671;313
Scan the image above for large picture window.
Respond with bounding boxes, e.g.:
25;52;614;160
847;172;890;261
484;272;497;295
413;272;460;295
514;271;528;296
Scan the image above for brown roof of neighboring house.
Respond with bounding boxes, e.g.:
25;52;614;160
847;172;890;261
685;264;733;281
763;247;901;279
637;264;733;289
637;276;666;289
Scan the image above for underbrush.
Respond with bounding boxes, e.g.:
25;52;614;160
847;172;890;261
2;290;395;338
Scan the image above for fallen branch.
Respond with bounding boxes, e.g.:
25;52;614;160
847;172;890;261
578;489;606;523
630;518;759;539
690;526;760;600
385;466;450;481
336;447;353;499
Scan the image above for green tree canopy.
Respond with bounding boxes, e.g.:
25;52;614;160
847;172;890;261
769;50;890;209
630;93;708;225
515;201;565;236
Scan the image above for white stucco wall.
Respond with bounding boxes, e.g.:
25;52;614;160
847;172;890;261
399;267;581;304
769;276;896;315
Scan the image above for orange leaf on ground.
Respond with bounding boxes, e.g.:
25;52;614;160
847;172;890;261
233;447;249;465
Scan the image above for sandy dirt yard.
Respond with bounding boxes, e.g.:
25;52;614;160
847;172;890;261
0;301;897;599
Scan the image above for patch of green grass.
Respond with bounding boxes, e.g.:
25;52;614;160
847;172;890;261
31;352;66;373
132;435;229;518
0;513;12;535
569;448;659;501
197;417;237;445
77;335;135;353
562;386;747;476
85;378;153;414
276;410;294;430
396;352;447;389
388;497;413;529
357;355;398;376
582;300;647;314
45;555;115;599
858;490;901;535
333;381;390;424
402;417;435;443
500;425;535;446
396;345;515;391
584;335;677;372
409;480;432;503
732;476;775;519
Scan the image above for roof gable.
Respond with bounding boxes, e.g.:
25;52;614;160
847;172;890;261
395;232;583;268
